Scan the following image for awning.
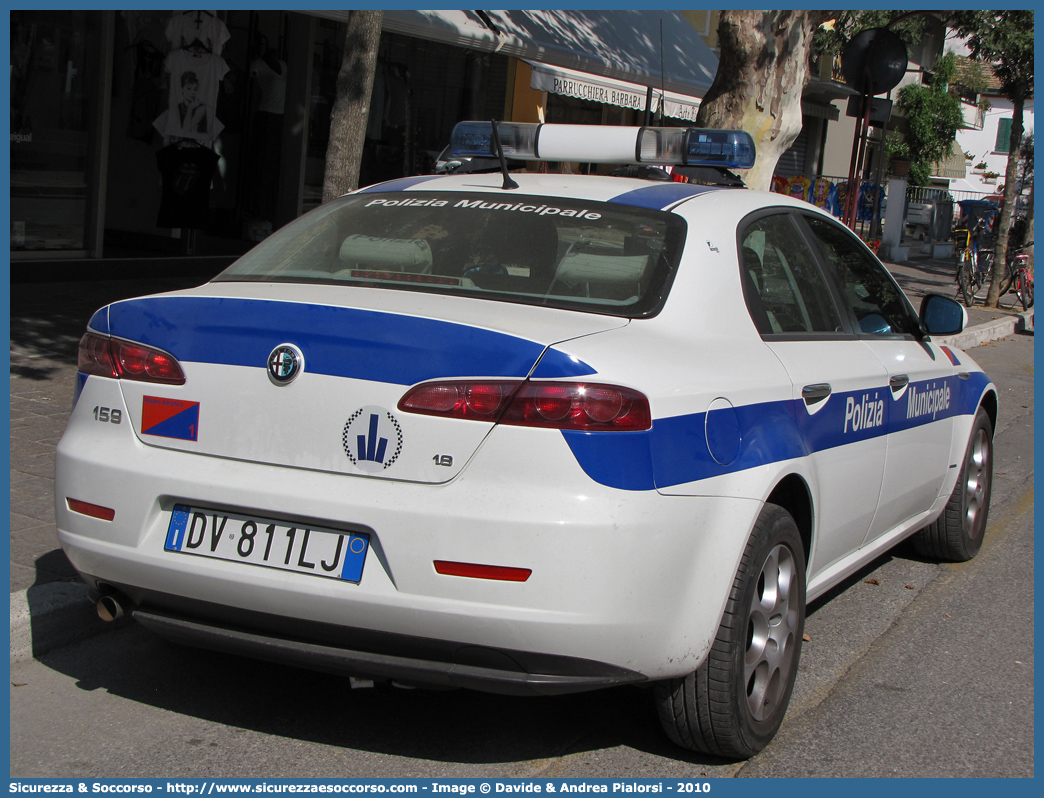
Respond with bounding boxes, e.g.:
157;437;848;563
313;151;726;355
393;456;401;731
932;142;968;180
312;10;719;99
801;101;841;122
528;62;701;122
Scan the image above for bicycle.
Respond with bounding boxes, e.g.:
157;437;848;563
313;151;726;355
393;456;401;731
954;217;994;307
999;240;1034;311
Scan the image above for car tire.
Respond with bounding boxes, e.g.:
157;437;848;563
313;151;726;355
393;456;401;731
913;406;993;562
654;504;806;759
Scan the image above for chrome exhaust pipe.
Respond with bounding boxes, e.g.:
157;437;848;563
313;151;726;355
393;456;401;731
96;593;126;622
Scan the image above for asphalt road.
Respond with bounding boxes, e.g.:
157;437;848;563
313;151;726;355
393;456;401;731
8;333;1033;779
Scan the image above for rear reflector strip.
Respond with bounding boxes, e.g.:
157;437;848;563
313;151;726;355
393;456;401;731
67;498;116;521
434;560;532;582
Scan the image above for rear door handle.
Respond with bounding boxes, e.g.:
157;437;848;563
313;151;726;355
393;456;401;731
802;383;832;405
889;374;910;392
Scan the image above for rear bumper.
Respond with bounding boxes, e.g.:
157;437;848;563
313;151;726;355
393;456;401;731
91;581;645;696
57;403;762;682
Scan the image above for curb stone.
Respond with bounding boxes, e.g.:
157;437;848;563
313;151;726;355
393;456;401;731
8;314;1032;664
936;309;1033;350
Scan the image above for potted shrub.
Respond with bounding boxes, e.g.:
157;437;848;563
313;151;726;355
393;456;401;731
884;133;912;177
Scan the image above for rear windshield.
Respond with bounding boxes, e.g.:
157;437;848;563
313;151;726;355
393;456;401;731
215;192;687;317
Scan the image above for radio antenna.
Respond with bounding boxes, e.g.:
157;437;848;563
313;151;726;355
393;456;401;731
659;19;666;125
491;120;519;190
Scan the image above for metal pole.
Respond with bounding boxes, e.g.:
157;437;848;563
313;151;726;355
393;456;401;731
843;92;869;229
870;91;891;239
848;94;874;231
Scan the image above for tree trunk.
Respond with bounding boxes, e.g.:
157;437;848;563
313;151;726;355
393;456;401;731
985;95;1024;307
695;10;830;191
322;10;383;203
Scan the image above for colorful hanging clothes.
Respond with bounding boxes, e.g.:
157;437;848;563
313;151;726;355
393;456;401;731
857;181;884;222
829;182;848;218
809;178;833;210
787;175;812;202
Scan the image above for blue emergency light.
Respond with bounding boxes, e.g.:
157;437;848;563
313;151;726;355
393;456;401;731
450;121;756;169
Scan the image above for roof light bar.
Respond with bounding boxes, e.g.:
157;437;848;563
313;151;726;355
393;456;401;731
451;121;539;160
681;129;756;169
449;122;756;169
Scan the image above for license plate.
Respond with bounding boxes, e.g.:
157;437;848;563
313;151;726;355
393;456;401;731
164;504;368;583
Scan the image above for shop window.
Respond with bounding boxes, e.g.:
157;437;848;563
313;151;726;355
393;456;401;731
11;11;95;252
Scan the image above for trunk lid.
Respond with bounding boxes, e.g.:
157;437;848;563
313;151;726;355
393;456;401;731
97;283;624;483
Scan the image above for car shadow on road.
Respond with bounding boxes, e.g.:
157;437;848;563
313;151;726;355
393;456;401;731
24;542;945;774
32;623;727;772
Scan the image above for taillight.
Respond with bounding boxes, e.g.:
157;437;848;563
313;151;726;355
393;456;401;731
398;381;519;421
78;333;119;378
503;382;651;430
399;381;651;431
78;332;186;385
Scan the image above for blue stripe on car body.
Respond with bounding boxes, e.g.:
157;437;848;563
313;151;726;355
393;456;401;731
563;372;992;491
92;298;989;492
72;372;88;408
606;183;718;210
97;296;596;385
88;307;109;335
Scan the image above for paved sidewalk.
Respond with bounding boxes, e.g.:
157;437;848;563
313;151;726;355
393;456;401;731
7;258;1033;661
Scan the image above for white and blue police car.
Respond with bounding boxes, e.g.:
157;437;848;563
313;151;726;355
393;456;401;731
55;122;995;758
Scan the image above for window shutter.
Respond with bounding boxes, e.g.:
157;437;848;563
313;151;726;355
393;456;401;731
775;122;809;177
995;118;1014;153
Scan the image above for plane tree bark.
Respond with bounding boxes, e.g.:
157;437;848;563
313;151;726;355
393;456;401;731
322;10;383;203
695;10;836;190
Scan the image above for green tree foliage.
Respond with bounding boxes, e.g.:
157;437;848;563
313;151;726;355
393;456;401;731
813;10;931;60
813;11;961;186
951;10;1033;104
894;52;965;185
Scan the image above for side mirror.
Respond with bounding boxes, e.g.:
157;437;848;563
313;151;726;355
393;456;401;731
919;293;967;336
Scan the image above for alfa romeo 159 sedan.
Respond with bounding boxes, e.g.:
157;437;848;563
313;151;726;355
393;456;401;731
56;122;995;759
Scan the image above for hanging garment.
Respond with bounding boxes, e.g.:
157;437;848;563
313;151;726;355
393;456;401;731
155;143;220;229
787;175;812;202
156;49;229;143
165;11;231;55
809;178;833;209
249;55;287;115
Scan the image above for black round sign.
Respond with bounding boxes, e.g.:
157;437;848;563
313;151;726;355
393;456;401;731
841;28;908;96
